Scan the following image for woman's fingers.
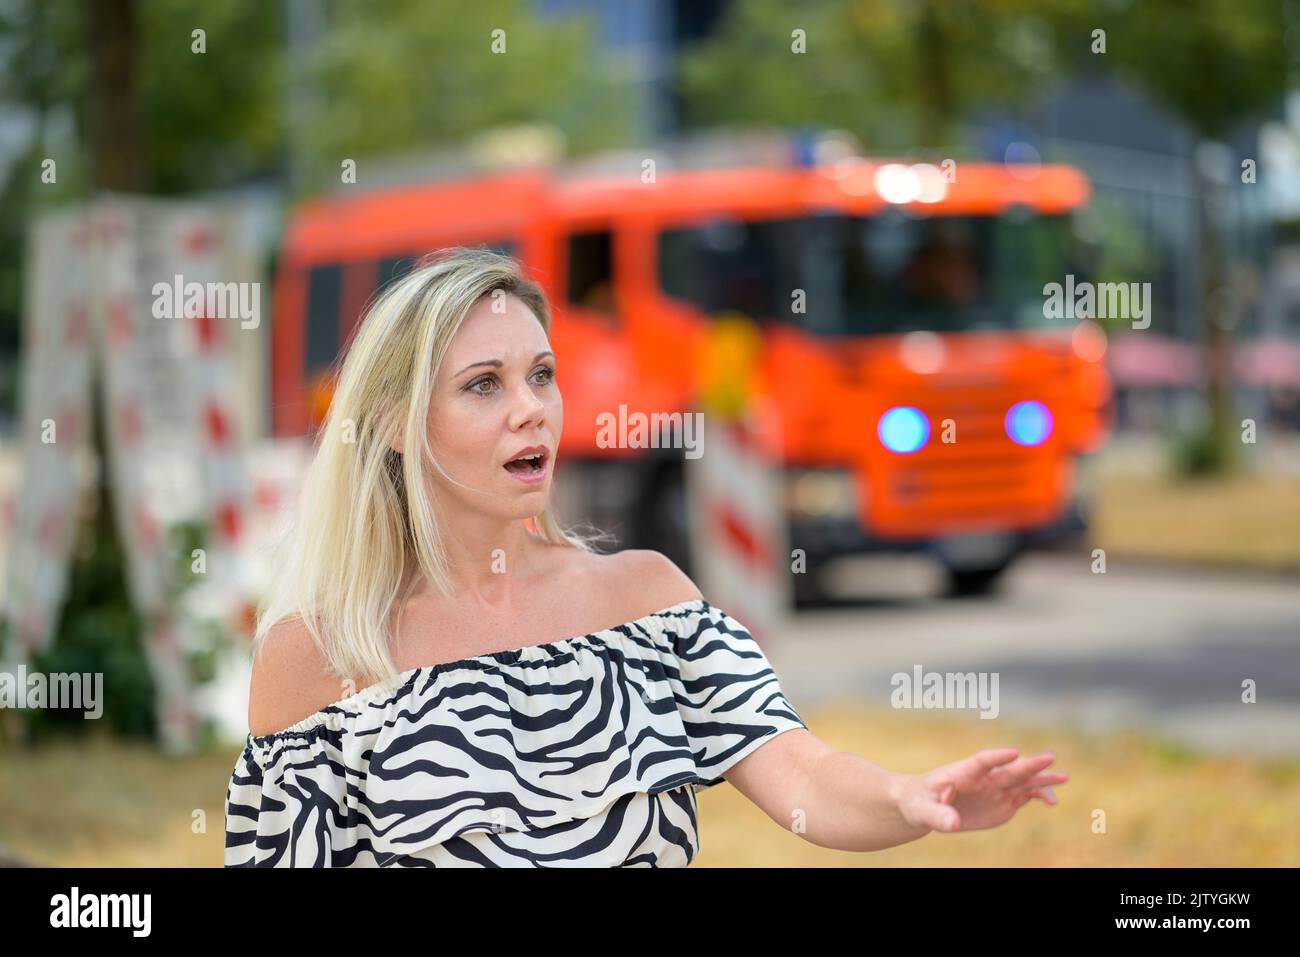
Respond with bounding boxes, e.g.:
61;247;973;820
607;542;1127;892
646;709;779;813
1010;771;1069;792
971;747;1021;773
920;750;1065;831
947;747;1021;787
987;753;1059;791
1009;787;1057;811
924;801;961;832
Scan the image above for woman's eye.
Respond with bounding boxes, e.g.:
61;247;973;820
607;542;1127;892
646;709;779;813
466;368;552;395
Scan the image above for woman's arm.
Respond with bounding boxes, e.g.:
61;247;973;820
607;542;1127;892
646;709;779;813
724;729;928;851
624;551;1069;851
725;729;1067;852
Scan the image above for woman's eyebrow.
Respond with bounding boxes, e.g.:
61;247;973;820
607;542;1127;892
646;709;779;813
453;352;554;378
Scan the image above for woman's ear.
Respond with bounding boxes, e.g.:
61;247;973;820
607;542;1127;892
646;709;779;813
390;430;405;454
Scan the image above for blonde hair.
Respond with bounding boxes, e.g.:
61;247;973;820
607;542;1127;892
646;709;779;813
254;246;602;685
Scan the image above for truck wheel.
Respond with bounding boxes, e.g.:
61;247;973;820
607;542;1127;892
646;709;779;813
944;562;1011;596
792;562;830;607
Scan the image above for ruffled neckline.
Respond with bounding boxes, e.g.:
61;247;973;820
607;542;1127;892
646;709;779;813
247;597;711;746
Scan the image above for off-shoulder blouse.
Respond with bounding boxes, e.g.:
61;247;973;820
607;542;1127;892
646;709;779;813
223;599;807;867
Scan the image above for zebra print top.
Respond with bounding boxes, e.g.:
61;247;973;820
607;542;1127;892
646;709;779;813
223;599;807;867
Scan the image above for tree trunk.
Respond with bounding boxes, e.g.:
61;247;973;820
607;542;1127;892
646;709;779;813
1195;150;1236;473
85;0;145;192
914;0;951;149
83;0;144;542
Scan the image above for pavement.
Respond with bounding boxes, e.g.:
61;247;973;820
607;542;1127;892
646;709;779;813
766;550;1300;759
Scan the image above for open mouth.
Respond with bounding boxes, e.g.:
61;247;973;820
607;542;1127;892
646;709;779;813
503;448;549;479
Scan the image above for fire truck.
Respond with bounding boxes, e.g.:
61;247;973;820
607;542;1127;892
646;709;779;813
271;136;1112;600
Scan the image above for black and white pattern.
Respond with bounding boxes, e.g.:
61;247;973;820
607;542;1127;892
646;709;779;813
223;599;807;867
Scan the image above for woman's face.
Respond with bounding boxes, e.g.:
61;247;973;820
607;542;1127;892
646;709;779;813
423;292;561;521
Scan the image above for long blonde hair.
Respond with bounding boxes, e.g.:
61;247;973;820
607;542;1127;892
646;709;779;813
254;246;600;685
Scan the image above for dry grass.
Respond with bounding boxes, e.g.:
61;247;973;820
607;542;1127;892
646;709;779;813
1090;470;1300;571
695;701;1300;867
2;702;1296;867
0;726;232;867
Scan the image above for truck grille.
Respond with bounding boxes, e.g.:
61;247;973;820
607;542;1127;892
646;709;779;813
871;380;1070;536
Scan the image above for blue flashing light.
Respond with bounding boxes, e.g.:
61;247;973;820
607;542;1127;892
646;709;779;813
791;127;818;167
878;406;930;454
1005;400;1053;446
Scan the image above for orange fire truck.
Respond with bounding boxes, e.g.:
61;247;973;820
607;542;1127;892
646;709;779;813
271;146;1112;599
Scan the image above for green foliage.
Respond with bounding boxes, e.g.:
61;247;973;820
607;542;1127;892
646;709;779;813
678;0;1087;152
162;520;208;599
19;502;157;743
1075;197;1159;335
0;0;285;197
1168;419;1238;478
300;0;632;185
160;519;226;688
1047;0;1286;140
0;0;87;117
678;0;1284;153
1150;736;1198;767
136;0;285;194
678;0;903;147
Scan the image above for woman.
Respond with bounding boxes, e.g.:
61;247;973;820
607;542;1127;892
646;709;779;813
223;246;1067;867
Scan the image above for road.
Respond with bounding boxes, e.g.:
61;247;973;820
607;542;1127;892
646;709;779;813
765;551;1300;758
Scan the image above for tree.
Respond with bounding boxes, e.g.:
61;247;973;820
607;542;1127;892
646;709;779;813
1050;0;1286;473
295;0;632;192
677;0;1086;153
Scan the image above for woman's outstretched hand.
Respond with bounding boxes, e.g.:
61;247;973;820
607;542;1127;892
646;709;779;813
894;747;1068;834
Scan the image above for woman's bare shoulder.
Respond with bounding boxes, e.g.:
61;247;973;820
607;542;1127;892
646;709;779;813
571;547;704;621
248;616;353;738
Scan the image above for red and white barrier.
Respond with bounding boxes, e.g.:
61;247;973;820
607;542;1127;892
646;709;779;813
684;404;791;642
2;209;96;663
4;196;266;752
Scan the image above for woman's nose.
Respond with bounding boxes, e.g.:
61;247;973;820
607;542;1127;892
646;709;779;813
507;379;545;430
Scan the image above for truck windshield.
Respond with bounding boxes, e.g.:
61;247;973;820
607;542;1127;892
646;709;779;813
657;209;1089;335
